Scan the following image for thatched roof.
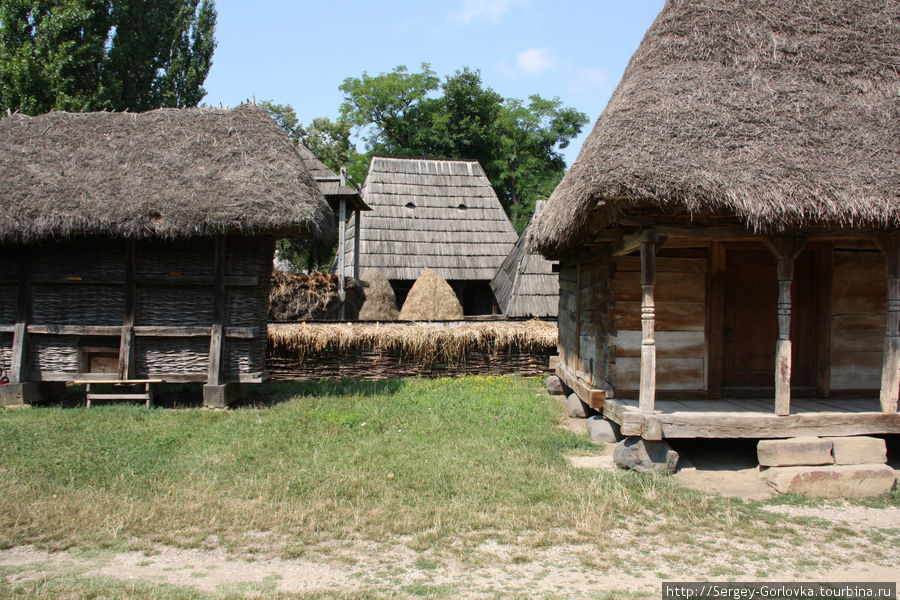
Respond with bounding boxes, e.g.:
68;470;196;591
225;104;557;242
295;143;370;213
531;0;900;255
0;104;336;243
345;157;518;281
491;201;558;318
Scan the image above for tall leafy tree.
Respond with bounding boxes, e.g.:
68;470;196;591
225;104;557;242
338;63;588;231
0;0;216;115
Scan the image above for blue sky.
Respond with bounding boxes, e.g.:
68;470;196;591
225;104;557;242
202;1;666;167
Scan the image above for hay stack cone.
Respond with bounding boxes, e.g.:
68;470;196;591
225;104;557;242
399;267;463;321
358;269;399;321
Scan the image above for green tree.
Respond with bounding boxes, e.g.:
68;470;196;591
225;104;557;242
0;0;216;115
338;64;588;231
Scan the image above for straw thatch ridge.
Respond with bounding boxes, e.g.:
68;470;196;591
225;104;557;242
345;156;518;281
530;0;900;255
0;104;336;243
268;319;558;366
491;200;558;318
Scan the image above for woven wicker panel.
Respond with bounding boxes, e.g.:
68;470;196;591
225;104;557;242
0;333;12;373
29;335;79;376
0;285;16;324
225;338;266;375
136;239;214;276
226;237;274;276
135;337;209;376
225;286;269;327
31;284;125;325
32;239;125;280
136;286;213;327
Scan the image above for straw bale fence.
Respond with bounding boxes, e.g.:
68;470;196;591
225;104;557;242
267;320;557;381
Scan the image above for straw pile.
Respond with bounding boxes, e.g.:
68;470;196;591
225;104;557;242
358;269;399;321
268;271;363;321
268;319;558;366
398;267;463;321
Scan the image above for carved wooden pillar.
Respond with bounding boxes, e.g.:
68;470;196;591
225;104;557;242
764;237;806;416
878;236;900;414
639;230;659;414
337;196;347;321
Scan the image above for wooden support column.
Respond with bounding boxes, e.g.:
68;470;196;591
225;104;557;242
337;194;347;321
207;237;226;388
707;242;726;398
878;236;900;414
575;263;582;371
639;230;659;415
815;244;833;398
117;240;136;380
353;209;361;281
8;250;32;384
764;237;807;416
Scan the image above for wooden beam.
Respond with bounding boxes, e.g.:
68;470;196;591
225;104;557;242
575;262;581;370
639;229;658;414
353;209;361;281
337;196;347;320
878;236;900;414
707;243;726;398
9;250;32;384
608;230;642;257
117;241;136;380
764;236;807;416
815;244;834;398
207;237;226;387
555;361;606;409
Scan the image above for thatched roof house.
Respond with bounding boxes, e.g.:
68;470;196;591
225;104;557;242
0;104;335;407
491;201;558;319
530;0;900;446
345;157;518;315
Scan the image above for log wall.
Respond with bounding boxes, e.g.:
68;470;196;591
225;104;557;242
558;258;611;392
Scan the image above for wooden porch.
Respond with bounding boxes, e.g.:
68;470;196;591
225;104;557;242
602;396;900;440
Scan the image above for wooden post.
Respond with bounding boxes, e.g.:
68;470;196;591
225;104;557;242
117;240;136;380
707;242;726;398
639;230;659;414
207;237;226;387
764;237;806;416
575;263;582;372
337;196;347;321
815;244;833;398
878;236;900;414
9;250;32;384
353;209;361;281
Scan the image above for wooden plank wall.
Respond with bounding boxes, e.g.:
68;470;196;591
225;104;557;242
830;247;885;391
612;252;707;395
558;258;610;391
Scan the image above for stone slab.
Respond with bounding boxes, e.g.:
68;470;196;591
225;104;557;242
586;416;622;444
545;375;565;396
757;436;834;467
823;436;887;465
761;464;896;498
566;392;588;419
613;437;679;474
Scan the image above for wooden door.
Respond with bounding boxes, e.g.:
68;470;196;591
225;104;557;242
722;248;816;390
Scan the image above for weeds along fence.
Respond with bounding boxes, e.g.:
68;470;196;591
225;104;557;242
267;320;558;381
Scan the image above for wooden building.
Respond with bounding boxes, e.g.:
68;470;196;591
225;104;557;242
0;105;335;407
530;0;900;440
344;157;518;315
491;201;558;319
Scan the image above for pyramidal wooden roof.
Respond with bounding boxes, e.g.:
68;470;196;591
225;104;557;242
491;201;558;318
531;0;900;255
0;104;336;243
345;156;518;281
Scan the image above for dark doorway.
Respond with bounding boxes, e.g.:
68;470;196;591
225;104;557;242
722;247;816;391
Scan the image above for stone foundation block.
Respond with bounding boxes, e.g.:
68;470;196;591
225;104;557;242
613;437;679;474
566;392;589;419
203;383;245;409
545;375;565;396
823;436;887;465
757;436;833;467
761;464;896;498
587;416;621;443
0;382;64;406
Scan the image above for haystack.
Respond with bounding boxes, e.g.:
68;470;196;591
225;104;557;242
358;269;399;321
399;267;463;321
269;271;363;321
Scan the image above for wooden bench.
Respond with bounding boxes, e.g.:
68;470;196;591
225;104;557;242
75;379;164;409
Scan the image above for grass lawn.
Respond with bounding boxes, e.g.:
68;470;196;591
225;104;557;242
0;376;896;599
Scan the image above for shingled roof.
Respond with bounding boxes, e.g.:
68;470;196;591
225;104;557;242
295;143;369;212
530;0;900;255
345;157;518;281
491;201;558;318
0;104;336;244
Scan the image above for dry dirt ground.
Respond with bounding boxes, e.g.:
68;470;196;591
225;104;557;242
2;416;899;598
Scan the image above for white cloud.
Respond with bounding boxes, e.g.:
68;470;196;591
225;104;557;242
453;0;527;24
515;47;556;75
